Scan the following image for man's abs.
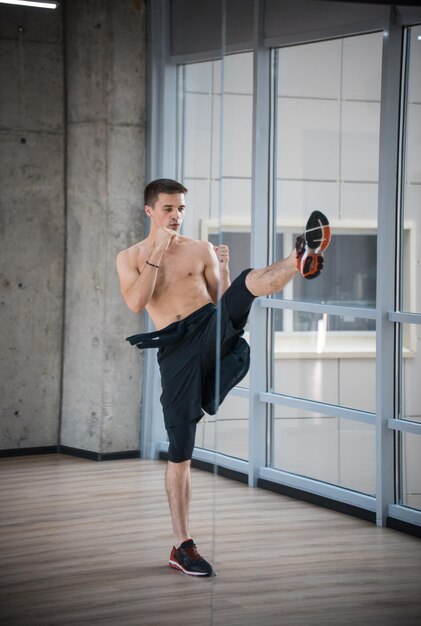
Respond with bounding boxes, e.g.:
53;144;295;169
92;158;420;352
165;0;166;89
147;276;214;330
143;235;217;329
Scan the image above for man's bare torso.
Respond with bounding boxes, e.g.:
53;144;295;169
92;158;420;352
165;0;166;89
128;236;215;330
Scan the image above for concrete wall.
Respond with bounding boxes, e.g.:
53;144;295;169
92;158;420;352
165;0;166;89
0;4;65;449
61;0;146;455
0;1;146;455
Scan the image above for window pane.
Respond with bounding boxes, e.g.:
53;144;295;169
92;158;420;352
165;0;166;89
197;394;249;461
208;231;250;281
271;407;375;495
401;25;421;315
293;234;376;312
179;53;253;430
179;61;214;239
180;52;253;240
400;432;421;511
274;33;382;316
271;313;376;413
401;323;421;423
274;233;377;331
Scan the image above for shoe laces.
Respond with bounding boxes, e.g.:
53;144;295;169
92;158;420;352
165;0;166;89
182;544;201;562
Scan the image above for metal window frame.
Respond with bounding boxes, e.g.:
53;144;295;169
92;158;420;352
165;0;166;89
390;20;421;511
248;0;271;487
374;7;403;527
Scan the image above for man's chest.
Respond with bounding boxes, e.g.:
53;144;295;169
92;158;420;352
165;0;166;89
155;246;205;288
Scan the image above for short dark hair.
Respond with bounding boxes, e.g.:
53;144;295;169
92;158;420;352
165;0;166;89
144;179;188;207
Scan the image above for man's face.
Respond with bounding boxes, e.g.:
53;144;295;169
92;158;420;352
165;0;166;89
146;192;185;233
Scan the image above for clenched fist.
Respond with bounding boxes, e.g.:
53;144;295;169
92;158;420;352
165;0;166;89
214;244;229;269
155;227;177;252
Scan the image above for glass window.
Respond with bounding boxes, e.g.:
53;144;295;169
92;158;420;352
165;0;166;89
178;52;253;240
153;0;421;536
197;394;249;461
208;231;251;281
400;323;421;423
396;26;421;515
271;407;375;495
401;26;421;315
293;234;376;313
273;33;382;317
271;312;376;413
178;53;254;453
400;432;421;511
267;34;381;497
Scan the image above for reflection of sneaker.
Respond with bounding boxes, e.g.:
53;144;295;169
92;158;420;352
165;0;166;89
296;211;331;280
169;539;215;577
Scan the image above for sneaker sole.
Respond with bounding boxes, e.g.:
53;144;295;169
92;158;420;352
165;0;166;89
301;253;324;279
305;210;331;253
169;558;211;576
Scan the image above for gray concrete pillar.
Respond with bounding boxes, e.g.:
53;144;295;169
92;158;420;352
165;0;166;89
0;5;65;451
61;0;146;455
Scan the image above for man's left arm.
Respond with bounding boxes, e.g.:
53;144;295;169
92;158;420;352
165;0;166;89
214;244;230;294
204;242;231;304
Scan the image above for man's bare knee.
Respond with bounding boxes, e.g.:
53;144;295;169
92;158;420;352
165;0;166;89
167;459;191;474
244;268;260;297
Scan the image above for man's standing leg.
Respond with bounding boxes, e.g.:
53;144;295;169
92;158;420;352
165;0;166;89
165;460;192;545
165;422;214;576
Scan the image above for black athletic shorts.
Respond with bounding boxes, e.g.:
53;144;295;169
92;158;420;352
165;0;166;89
126;268;255;463
166;421;198;463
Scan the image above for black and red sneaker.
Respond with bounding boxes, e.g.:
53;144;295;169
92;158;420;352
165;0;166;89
169;539;215;577
296;210;331;279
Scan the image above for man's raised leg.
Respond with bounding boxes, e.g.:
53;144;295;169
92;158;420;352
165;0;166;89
245;249;297;297
245;210;331;296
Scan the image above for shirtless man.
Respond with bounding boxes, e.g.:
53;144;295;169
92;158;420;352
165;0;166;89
116;178;330;577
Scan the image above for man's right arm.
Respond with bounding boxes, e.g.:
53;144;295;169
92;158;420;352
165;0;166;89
116;228;175;313
116;249;159;314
